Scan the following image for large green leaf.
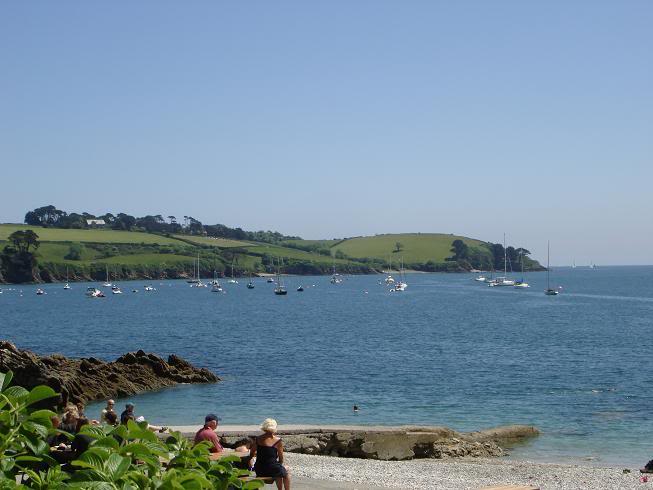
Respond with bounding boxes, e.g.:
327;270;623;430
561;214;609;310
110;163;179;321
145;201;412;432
94;436;120;451
0;371;12;391
22;420;49;440
28;409;57;423
105;453;130;481
243;480;265;490
25;385;57;406
3;385;29;402
73;448;110;471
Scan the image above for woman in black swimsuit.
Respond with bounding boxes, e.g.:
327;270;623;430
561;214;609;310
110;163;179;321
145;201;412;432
250;418;290;490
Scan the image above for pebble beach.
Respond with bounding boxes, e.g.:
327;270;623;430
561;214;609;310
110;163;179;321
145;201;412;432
286;453;648;489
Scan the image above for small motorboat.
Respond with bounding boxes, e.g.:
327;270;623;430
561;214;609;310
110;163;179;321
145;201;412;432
297;286;304;292
267;277;275;283
36;288;46;295
111;286;122;294
274;287;288;295
86;287;105;298
247;282;255;289
63;283;71;290
144;285;155;291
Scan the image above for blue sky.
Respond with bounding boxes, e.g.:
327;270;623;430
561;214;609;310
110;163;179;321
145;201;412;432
1;1;651;265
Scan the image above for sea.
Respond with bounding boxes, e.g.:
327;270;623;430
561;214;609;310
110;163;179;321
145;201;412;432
2;266;652;467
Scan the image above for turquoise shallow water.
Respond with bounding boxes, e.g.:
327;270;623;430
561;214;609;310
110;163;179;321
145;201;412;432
2;266;652;466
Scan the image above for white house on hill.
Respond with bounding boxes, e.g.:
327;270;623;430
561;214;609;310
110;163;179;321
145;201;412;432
86;219;106;227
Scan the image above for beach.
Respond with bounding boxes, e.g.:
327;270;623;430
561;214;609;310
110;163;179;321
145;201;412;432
170;425;647;489
286;453;645;489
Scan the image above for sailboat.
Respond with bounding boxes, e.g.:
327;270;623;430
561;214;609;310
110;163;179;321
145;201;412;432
384;257;395;284
330;258;342;284
111;267;122;293
545;241;559;296
192;254;206;287
489;233;515;287
247;272;255;289
274;259;287;295
228;260;238;284
63;267;71;289
102;265;112;287
514;251;530;288
393;258;408;291
210;270;223;292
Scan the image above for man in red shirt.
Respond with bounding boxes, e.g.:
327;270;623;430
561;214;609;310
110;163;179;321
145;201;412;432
194;413;223;454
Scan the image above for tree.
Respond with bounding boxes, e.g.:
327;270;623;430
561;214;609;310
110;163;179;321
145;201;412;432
1;231;40;283
394;242;404;253
23;205;67;227
9;230;40;253
450;239;469;261
64;242;84;260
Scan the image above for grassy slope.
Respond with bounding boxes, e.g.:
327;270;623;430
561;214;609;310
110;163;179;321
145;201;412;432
332;233;487;263
0;224;179;245
172;235;257;249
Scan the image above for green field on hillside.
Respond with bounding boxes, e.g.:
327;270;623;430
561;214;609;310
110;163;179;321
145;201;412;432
332;233;487;264
173;235;256;249
253;243;351;264
0;224;179;245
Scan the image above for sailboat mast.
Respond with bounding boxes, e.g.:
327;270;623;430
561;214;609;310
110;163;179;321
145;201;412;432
503;233;507;275
547;241;551;289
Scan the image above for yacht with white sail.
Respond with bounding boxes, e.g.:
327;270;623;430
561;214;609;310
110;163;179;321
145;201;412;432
514;250;530;288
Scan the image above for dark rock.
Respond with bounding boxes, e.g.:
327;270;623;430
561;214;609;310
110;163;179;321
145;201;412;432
0;341;219;408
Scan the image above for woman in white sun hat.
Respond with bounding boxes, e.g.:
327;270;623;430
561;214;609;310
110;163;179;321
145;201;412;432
250;418;291;490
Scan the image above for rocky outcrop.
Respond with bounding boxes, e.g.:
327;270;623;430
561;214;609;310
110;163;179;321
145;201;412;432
0;341;219;407
220;425;539;461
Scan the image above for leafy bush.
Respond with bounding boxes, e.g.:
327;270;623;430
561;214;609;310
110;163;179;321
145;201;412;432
0;371;262;489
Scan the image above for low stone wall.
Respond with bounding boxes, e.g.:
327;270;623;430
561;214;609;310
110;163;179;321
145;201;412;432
215;425;539;461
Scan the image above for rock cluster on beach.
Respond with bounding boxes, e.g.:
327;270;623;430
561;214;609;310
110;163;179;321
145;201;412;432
221;425;539;461
0;341;219;407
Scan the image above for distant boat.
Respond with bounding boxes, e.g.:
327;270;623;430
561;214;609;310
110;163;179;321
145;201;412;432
490;233;515;287
266;277;275;283
36;288;46;295
211;270;223;293
330;260;342;284
297;286;304;292
228;261;238;284
191;254;206;288
144;285;155;291
247;272;255;289
545;241;559;296
86;287;105;298
111;286;122;294
102;265;112;287
274;259;287;295
572;260;577;269
63;267;71;290
475;275;486;282
514;251;530;289
393;258;408;291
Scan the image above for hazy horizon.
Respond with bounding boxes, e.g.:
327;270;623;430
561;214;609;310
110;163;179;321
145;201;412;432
2;2;651;266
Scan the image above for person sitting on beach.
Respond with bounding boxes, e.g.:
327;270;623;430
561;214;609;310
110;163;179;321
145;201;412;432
250;418;290;490
194;413;223;455
120;403;136;425
59;405;79;434
104;410;118;426
101;399;116;424
232;437;254;470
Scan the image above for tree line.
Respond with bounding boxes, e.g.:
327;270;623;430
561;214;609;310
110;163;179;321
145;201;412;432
23;205;300;243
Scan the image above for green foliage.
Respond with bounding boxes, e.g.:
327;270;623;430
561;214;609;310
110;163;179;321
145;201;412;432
0;372;263;489
64;243;84;261
0;231;40;283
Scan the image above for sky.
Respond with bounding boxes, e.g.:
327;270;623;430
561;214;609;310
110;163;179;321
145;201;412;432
1;1;651;265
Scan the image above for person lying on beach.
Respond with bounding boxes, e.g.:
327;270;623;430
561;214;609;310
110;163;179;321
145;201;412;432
135;415;168;433
250;418;291;490
194;413;223;456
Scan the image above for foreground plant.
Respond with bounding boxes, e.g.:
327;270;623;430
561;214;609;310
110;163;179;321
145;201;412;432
0;371;262;489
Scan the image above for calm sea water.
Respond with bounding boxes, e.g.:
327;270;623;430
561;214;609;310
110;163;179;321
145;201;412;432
2;267;652;466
